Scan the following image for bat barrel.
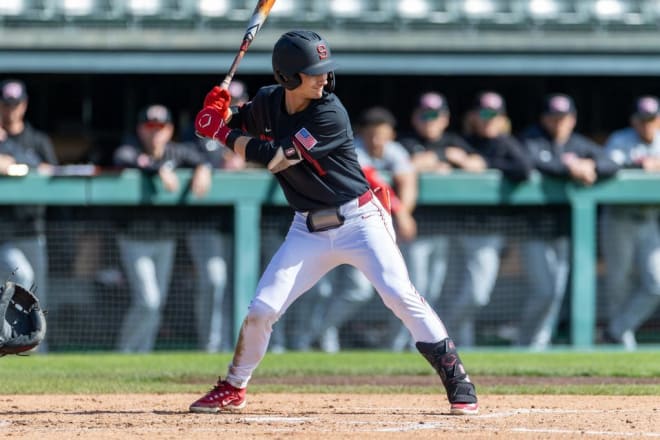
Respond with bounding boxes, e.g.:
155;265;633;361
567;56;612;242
217;0;276;89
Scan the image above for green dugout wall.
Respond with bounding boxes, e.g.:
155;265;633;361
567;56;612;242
2;169;656;348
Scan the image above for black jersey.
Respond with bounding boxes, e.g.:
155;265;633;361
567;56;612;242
0;123;57;239
519;124;618;178
112;138;211;237
464;134;532;181
230;85;369;212
399;132;474;162
8;122;57;168
113;137;208;173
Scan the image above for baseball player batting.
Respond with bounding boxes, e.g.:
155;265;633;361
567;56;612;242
190;30;479;416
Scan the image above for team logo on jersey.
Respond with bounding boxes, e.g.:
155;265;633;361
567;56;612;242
294;127;318;151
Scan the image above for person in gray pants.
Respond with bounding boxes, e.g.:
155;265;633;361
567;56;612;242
183;80;249;352
186;225;229;352
0;79;57;352
113;104;212;352
443;91;532;347
601;95;660;350
518;93;618;350
394;91;488;351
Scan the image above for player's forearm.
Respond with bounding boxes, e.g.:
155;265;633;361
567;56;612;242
230;135;291;173
395;173;418;212
399;191;416;212
232;136;249;160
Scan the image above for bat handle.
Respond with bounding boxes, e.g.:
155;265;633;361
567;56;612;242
220;42;250;90
220;76;233;90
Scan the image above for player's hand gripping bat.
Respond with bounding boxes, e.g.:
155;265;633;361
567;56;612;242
194;0;276;140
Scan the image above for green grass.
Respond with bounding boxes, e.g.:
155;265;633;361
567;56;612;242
1;350;659;395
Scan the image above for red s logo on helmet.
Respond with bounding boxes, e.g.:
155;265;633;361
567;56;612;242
317;44;328;60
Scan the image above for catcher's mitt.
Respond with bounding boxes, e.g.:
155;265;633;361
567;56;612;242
0;281;47;356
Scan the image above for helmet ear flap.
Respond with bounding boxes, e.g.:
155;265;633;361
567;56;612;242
274;69;302;90
324;71;335;93
274;69;286;86
288;73;302;89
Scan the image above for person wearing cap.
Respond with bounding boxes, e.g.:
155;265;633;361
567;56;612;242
0;80;55;173
0;79;58;352
517;93;618;350
442;91;532;348
386;91;487;351
403;92;486;173
182;81;251;353
112;103;213;352
600;95;660;350
355;106;418;241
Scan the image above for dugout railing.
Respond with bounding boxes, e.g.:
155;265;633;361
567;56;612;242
1;168;657;349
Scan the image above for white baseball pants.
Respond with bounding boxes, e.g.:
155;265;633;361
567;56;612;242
226;192;449;388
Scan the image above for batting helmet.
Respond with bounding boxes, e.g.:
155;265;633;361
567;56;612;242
272;30;337;92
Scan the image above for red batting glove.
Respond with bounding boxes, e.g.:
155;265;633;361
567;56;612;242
203;86;232;121
195;107;231;144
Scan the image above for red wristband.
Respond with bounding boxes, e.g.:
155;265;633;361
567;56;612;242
215;124;241;151
214;123;231;145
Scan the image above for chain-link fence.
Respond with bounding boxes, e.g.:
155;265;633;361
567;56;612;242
29;203;659;352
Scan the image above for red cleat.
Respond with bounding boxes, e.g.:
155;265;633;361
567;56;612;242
189;378;247;413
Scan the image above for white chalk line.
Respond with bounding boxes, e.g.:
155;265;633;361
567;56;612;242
379;425;660;437
244;409;660;438
3;408;659;437
511;428;660;438
477;408;608;418
4;423;660;438
353;406;643;415
373;408;660;436
376;422;453;432
241;416;309;423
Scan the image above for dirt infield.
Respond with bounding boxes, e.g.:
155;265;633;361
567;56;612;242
1;393;658;439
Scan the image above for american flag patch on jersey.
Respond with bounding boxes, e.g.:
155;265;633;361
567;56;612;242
294;127;318;151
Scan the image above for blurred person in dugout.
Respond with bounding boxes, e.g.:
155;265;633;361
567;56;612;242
518;93;618;350
600;95;660;350
445;91;532;347
184;80;249;352
390;91;487;351
0;79;57;351
305;106;418;352
113;104;212;352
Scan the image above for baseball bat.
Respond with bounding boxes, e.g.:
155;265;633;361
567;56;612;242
220;0;277;90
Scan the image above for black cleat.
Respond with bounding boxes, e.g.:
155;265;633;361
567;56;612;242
416;338;479;415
